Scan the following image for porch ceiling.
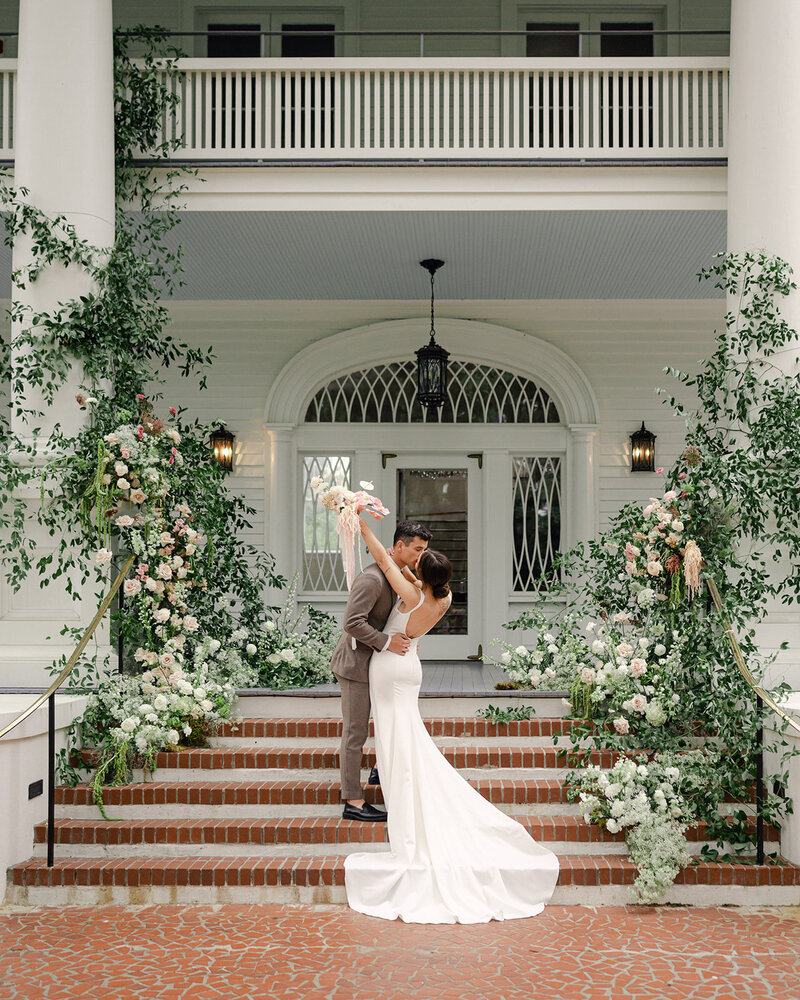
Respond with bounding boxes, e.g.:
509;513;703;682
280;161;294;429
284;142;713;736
0;209;726;300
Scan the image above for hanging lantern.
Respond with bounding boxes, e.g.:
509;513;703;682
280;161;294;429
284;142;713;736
415;258;449;420
630;421;656;472
210;424;235;472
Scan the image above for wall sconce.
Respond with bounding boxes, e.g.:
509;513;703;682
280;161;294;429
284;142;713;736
210;424;235;472
630;421;656;472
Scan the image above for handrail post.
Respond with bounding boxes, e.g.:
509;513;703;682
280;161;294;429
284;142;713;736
756;704;765;865
419;32;424;58
47;692;55;867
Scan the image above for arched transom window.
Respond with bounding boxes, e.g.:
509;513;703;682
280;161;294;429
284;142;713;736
304;360;560;424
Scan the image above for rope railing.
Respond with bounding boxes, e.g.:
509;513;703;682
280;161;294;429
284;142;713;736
0;554;135;867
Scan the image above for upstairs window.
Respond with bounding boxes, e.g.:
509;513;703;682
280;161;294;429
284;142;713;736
600;21;654;57
207;23;262;58
526;22;580;57
281;23;336;58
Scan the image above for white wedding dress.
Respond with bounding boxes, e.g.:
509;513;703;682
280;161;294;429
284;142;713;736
344;592;560;924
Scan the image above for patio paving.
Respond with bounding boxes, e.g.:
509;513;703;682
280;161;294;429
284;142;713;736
1;903;799;1000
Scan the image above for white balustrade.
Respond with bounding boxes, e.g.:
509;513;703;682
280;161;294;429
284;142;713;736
0;57;730;161
0;64;15;156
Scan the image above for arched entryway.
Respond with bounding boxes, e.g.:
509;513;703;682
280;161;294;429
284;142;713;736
264;318;599;656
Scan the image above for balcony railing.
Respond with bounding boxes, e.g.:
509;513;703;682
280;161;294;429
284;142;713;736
0;57;729;162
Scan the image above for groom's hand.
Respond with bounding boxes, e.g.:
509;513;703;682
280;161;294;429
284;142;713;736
387;633;411;655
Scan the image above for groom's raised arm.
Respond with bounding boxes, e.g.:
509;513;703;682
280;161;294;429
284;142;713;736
343;572;389;652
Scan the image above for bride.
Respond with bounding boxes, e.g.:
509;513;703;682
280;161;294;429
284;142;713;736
345;516;560;924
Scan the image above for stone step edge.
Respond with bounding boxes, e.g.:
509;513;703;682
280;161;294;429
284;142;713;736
10;854;799;889
34;815;778;846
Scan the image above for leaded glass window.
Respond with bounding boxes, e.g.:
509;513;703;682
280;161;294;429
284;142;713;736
512;457;562;592
304;361;559;424
302;455;351;591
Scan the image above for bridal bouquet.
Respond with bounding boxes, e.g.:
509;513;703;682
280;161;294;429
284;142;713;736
310;477;390;587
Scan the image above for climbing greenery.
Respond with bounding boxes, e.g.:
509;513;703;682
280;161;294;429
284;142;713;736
0;28;283;686
493;251;800;896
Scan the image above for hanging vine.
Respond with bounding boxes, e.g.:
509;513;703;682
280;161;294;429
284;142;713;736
0;27;283;685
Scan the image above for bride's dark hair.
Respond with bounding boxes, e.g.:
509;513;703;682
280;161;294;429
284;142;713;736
417;549;452;599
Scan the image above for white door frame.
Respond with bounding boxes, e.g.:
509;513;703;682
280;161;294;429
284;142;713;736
264;318;600;650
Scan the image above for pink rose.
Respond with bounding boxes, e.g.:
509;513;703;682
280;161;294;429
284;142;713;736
123;579;142;597
630;658;647;678
656;467;664;475
613;718;630;735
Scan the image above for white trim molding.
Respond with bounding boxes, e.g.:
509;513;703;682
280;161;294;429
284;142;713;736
264;317;601;426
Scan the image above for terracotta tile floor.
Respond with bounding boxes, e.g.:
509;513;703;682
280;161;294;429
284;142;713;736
2;904;799;1000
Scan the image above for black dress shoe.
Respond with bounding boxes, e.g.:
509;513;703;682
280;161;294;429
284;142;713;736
342;801;387;822
367;766;380;786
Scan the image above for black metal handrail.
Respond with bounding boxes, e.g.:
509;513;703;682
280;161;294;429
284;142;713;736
0;555;135;866
706;576;800;865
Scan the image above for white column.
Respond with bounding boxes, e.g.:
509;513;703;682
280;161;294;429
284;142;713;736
728;1;800;693
567;424;599;547
482;449;509;646
265;424;296;598
11;0;115;453
728;0;800;374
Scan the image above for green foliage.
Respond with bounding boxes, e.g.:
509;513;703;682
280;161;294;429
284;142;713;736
498;251;800;879
0;29;287;689
475;704;536;725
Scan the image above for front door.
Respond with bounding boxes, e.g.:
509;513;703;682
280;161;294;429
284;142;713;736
382;454;482;660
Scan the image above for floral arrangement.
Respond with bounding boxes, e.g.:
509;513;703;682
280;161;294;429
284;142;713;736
248;577;339;690
488;609;584;692
567;751;715;903
311;476;389;587
620;482;703;603
569;614;684;737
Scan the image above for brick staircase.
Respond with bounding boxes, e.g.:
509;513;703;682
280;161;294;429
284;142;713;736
6;706;800;907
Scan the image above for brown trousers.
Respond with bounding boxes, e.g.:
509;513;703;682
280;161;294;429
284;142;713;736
337;674;371;801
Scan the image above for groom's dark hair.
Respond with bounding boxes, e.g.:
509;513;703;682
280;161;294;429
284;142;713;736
394;520;432;545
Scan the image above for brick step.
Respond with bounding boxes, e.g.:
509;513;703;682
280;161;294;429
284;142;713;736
78;745;614;772
54;777;757;822
55;777;571;816
33;815;779;859
217;718;581;739
9;854;800;909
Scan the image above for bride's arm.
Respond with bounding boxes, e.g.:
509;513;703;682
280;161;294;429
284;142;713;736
358;517;421;606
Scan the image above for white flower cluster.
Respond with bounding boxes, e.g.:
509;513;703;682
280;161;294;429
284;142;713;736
572;754;690;903
489;610;584;691
93;661;237;760
574;617;683;733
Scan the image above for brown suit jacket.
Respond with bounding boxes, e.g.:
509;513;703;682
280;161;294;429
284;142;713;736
330;562;394;683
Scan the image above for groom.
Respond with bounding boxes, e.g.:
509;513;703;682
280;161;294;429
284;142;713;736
331;519;431;821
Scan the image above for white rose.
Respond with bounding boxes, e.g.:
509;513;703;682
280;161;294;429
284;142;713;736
120;717;138;733
209;640;221;654
280;648;295;662
114;462;128;477
613;717;630;735
167;729;180;744
200;699;214;712
184;543;196;556
156;563;173;580
152;608;170;624
159;532;173;546
116;514;134;528
183;615;199;632
500;651;512;664
123;579;142;597
145;578;158;592
138;704;153;715
591;640;605;655
246;643;257;655
515;645;528;656
117;478;130;490
160;653;176;669
96;548;113;566
671;520;684;532
153;694;168;711
654;644;667;657
580;667;596;685
194;688;207;701
630;694;648;713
